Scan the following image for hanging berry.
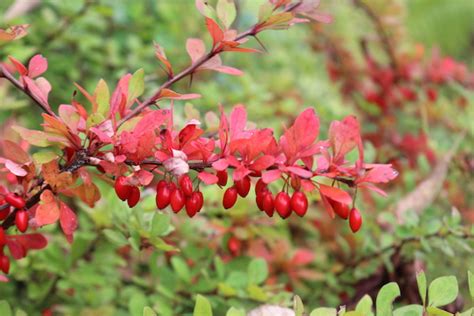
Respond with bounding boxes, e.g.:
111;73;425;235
5;193;26;209
114;176;131;201
223;187;238;209
15;210;28;232
235;176;251;197
291;191;308;217
275;192;292;219
349;208;362;233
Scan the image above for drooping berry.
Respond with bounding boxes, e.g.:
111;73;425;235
262;192;274;217
195;191;204;212
349;208;362;233
156;179;167;191
426;88;438;102
0;227;6;246
170;189;185;213
0;255;10;274
114;176;131;201
5;193;26;209
223;187;238;209
227;236;241;256
179;175;193;197
275;192;292;219
156;183;172;210
0;206;10;221
185;192;201;218
291;191;308;217
15;210;28;233
329;200;350;219
255;179;266;195
256;189;267;211
127;186;140;208
235;176;251;197
216;170;228;187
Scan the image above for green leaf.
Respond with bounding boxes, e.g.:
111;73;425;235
247;258;268;285
171;256;191;283
216;0;236;28
376;282;400;316
417;270;427;305
103;229;128;246
151;213;171;236
393;305;423;316
226;307;245;316
294;295;304;316
193;295;213;316
309;307;337;316
32;151;57;164
128;68;145;104
129;293;148;316
0;301;12;316
355;294;373;315
428;276;458;307
143;306;157;316
459;308;473;316
426;306;453;316
247;284;268;302
94;79;110;116
468;271;474;299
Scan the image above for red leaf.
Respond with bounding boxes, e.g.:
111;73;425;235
28;54;47;78
206;18;224;47
356;164;398;184
23;76;50;107
250;155;275;172
8;56;27;76
158;89;201;100
198;171;218;184
285;166;312;178
328;116;363;165
35;190;60;226
262;169;282;184
291;249;314;266
186;38;206;62
318;184;352;205
212;158;229;171
7;233;48;260
59;202;78;240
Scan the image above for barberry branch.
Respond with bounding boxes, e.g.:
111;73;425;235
117;2;303;127
0;65;55;116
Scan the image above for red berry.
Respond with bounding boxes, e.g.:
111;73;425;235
0;255;10;274
329;200;350;219
216;170;228;186
262;192;274;217
156;180;167;191
170;189;185;213
275;192;292;219
179;175;193;197
291;191;308;217
114;176;131;201
256;189;267;211
156;184;172;210
5;193;25;209
0;227;6;246
349;208;362;233
15;210;28;232
185;192;201;218
0;206;10;221
127;186;140;208
426;88;437;102
195;191;204;212
255;179;267;195
227;236;241;256
235;176;251;197
223;187;238;209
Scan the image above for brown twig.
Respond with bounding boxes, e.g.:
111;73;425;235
0;64;55;116
117;2;302;127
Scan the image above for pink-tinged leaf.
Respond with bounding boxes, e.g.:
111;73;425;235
233;166;251;181
35;190;60;226
318;183;352;205
0;24;29;42
0;275;8;282
358;183;388;197
291;249;314;266
8;55;27;76
59;202;77;240
328;115;363;164
158;89;201;100
215;65;243;76
7;233;48;260
154;42;173;76
135;170;154;186
28;54;47;78
356;164;398;184
110;74;131;116
212;158;229;171
5;159;27;176
186;38;206;62
303;11;333;24
285;166;312;178
23;76;49;106
206;18;224;47
230;105;248;140
251;155;275;172
74;82;97;109
262;169;282;184
12;126;52;147
2;139;30;163
301;179;316;192
133;109;170;136
198;171;218;184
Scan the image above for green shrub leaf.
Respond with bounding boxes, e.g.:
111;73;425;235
193;295;213;316
417;270;427;305
376;282;400;316
428;276;458;307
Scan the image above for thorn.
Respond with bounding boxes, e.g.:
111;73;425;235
253;35;268;53
189;73;194;89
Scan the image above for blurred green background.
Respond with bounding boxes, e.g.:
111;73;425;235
0;0;473;315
